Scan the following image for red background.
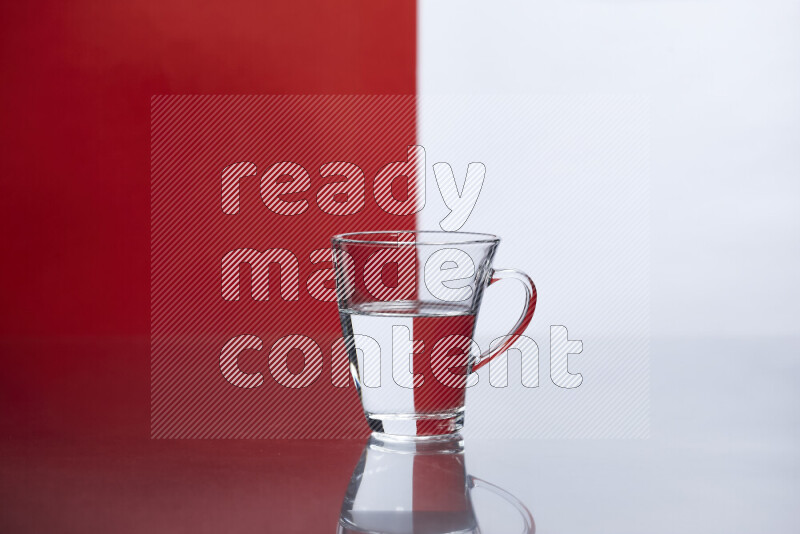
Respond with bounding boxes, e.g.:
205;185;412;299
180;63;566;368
0;3;416;531
0;0;415;438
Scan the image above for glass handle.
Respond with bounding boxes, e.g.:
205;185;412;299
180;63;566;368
469;475;536;533
472;268;537;372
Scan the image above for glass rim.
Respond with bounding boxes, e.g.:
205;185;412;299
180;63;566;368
331;230;500;246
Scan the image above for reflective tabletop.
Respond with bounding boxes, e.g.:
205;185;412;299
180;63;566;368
1;337;797;533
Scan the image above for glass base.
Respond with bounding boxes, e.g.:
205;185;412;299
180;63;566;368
364;410;464;440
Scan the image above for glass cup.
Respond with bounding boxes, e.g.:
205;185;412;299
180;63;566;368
337;433;535;534
332;231;537;438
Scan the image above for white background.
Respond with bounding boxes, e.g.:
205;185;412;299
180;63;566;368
420;0;799;339
418;1;799;531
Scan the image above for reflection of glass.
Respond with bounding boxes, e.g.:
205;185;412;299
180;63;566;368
332;231;537;438
337;434;535;534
